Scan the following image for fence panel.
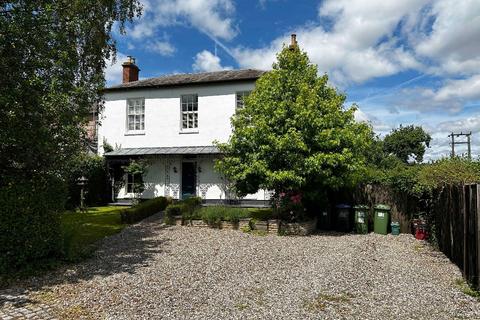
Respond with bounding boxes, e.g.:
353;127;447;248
434;184;479;288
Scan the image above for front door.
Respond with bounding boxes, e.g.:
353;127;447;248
181;162;196;199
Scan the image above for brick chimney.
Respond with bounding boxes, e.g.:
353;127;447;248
289;34;298;50
122;56;140;83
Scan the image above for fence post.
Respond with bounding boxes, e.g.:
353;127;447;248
463;184;468;277
476;184;480;288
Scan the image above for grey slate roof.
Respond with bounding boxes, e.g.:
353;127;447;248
105;69;265;92
104;146;220;157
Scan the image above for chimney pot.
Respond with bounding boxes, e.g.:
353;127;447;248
289;33;298;50
122;56;139;83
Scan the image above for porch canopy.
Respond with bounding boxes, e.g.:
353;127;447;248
104;145;220;157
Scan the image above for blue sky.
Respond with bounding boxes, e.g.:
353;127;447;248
105;0;480;160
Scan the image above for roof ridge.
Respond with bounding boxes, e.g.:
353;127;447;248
105;69;265;91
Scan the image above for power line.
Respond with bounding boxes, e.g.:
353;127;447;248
448;132;472;159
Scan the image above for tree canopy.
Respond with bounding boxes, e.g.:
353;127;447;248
0;1;141;182
0;1;141;273
383;125;432;163
216;44;373;198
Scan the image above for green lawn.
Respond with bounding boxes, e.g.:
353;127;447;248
61;206;128;261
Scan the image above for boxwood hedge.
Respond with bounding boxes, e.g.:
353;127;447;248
0;175;66;274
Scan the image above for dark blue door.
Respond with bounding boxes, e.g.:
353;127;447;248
181;162;196;199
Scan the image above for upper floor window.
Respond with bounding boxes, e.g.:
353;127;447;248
181;94;198;129
236;91;251;109
127;98;145;131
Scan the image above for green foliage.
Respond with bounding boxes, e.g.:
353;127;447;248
0;1;140;275
103;139;114;153
61;206;125;261
383;125;431;163
66;153;110;209
0;175;66;274
363;157;480;198
164;204;184;225
120;197;171;224
198;206;250;226
123;159;149;202
216;44;372;201
247;208;276;220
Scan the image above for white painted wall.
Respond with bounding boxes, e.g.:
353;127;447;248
100;80;271;202
116;155;271;201
97;82;255;153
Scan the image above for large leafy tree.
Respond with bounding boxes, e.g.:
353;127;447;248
216;44;373;201
383;125;431;163
0;1;140;180
0;1;140;272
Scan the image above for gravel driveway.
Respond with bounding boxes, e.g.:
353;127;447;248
2;212;480;320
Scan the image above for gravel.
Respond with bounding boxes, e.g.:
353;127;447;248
2;212;480;319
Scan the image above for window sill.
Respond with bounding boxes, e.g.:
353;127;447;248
125;131;145;136
179;129;199;134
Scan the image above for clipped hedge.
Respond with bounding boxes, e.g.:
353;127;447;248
0;175;66;274
164;197;203;225
120;197;171;224
164;202;276;228
199;206;250;226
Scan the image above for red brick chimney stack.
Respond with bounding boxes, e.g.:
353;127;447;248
122;56;140;83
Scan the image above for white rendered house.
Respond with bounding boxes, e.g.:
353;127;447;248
98;57;270;205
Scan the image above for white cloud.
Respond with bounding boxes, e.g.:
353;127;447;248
354;108;392;132
385;74;480;113
434;75;480;103
192;50;232;72
233;0;428;84
129;0;237;41
104;52;129;85
146;40;176;56
231;0;480;88
414;0;480;75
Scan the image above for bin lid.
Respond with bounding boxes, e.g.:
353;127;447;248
335;204;351;209
374;204;391;210
391;222;400;226
353;205;369;209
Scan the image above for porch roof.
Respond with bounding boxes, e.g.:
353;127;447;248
104;145;220;157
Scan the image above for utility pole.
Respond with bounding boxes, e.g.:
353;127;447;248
448;132;472;159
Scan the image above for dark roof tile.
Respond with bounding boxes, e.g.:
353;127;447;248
105;69;265;92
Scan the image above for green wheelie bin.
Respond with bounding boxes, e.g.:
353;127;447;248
353;205;369;234
374;204;390;235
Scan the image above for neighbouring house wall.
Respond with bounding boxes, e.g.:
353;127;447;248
97;82;256;154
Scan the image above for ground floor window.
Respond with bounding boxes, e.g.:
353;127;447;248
126;173;142;194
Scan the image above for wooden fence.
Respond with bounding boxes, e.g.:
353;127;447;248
434;184;480;288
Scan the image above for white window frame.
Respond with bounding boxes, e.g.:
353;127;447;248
125;172;142;195
126;98;145;134
180;94;198;133
236;91;251;110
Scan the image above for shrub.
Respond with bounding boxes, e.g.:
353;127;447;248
248;208;276;220
198;206;249;226
65;153;110;209
183;196;202;207
164;197;203;225
164;204;183;225
0;175;66;274
120;196;171;224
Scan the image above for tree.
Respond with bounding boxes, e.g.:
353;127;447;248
123;159;149;204
0;1;141;272
383;125;431;163
215;43;373;211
